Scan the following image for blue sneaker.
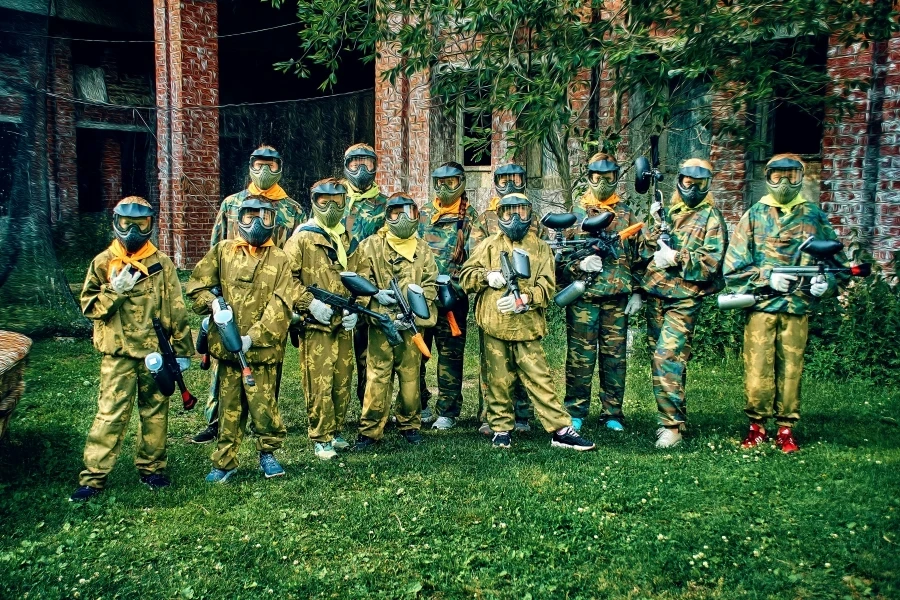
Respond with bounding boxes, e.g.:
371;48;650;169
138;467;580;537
605;419;625;432
205;467;237;483
571;417;583;432
259;452;285;478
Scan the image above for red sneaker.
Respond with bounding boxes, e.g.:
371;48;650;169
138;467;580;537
741;422;768;448
775;427;799;453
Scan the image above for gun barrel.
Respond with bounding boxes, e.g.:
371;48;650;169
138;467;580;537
772;266;823;276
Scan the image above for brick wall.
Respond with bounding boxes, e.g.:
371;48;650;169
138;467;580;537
708;93;747;225
101;136;122;211
875;36;900;265
50;39;77;221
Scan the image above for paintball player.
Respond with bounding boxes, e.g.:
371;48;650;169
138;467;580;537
458;193;595;451
418;162;487;430
642;158;728;449
724;154;845;453
192;145;305;444
70;196;193;501
561;153;646;433
187;197;293;482
341;143;388;407
469;163;535;435
283;178;358;461
353;193;438;450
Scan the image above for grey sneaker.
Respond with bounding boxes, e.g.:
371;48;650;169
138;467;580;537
331;435;350;451
514;419;531;433
314;442;337;461
478;422;492;436
655;427;682;449
492;431;512;449
432;416;456;430
420;407;436;424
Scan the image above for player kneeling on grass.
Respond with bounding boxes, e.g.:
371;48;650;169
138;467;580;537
70;196;193;501
458;193;595;451
186;197;293;482
353;193;438;451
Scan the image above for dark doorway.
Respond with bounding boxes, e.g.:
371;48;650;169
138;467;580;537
0;122;17;218
76;129;103;212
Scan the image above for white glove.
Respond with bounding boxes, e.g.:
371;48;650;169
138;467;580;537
240;335;252;353
624;292;643;316
374;289;397;306
769;272;798;293
341;310;359;331
393;317;412;331
653;240;678;269
176;357;191;372
308;298;334;325
110;267;141;294
486;271;507;289
650;201;663;224
809;274;829;297
496;295;516;314
579;255;604;273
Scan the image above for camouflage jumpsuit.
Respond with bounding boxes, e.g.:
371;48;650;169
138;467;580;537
418;200;486;418
560;195;646;422
283;224;358;444
79;246;193;488
723;198;845;428
186;240;293;471
642;199;728;428
459;231;572;434
356;230;438;439
342;182;388;405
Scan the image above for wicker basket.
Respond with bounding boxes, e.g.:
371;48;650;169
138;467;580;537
0;331;32;441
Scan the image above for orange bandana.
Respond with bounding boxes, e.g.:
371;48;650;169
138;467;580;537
247;183;289;200
430;197;462;224
232;238;274;258
108;239;157;279
580;193;620;212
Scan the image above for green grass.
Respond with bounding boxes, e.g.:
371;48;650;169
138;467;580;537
1;313;898;600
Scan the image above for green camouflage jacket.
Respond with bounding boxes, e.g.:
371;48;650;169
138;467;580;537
642;201;728;299
81;248;193;359
210;189;307;249
723;199;846;314
186;240;293;365
459;231;555;342
342;184;388;246
419;201;486;280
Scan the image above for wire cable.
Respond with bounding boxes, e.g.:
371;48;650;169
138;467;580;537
0;21;303;44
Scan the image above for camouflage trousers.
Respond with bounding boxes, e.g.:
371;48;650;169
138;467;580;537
419;296;468;417
79;356;168;488
360;327;424;440
354;322;369;405
743;311;808;428
204;359;282;425
212;361;286;471
299;328;353;443
563;294;629;421
476;329;533;422
481;333;570;434
645;295;703;428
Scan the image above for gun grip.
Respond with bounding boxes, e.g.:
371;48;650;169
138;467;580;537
513;295;528;314
201;354;211;371
182;391;198;411
290;328;300;348
242;367;256;387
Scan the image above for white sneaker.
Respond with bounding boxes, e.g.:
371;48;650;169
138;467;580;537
655;427;682;449
331;436;350;451
420;407;436;424
478;422;492;436
314;442;337;461
432;416;456;430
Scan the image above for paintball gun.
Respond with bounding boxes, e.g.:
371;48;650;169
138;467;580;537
717;236;871;310
634;134;670;245
195;316;212;371
540;212;581;261
499;249;531;314
390;277;432;358
289;312;302;348
210;286;256;388
436;274;463;337
306;272;404;348
145;318;198;410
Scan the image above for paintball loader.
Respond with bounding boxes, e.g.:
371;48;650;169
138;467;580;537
634;134;670;245
210;286;256;387
499;249;531;314
390;277;432;358
145;318;198;410
435;274;463;337
306;272;404;348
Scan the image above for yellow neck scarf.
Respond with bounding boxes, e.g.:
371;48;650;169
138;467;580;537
488;196;501;212
232;238;275;258
758;193;807;214
669;197;713;215
312;216;348;269
431;197;462;224
108;239;157;279
344;182;381;214
580;192;620;212
380;226;418;262
248;182;288;200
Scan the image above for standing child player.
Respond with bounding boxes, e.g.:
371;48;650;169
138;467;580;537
187;197;293;482
70;196;193;501
353;193;438;450
458;193;595;451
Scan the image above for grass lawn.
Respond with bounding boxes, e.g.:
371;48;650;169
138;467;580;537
1;312;898;599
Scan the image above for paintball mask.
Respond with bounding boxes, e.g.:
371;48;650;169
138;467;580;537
765;156;804;204
494;163;526;197
249;147;283;191
343;143;378;191
497;193;533;243
310;178;347;228
385;194;420;239
112;196;154;253
676;162;713;208
237;197;276;247
432;162;466;206
586;158;620;202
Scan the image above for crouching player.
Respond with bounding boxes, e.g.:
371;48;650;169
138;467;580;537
458;193;595;451
187;197;293;482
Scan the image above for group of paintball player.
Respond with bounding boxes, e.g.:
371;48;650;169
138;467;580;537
70;140;854;500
